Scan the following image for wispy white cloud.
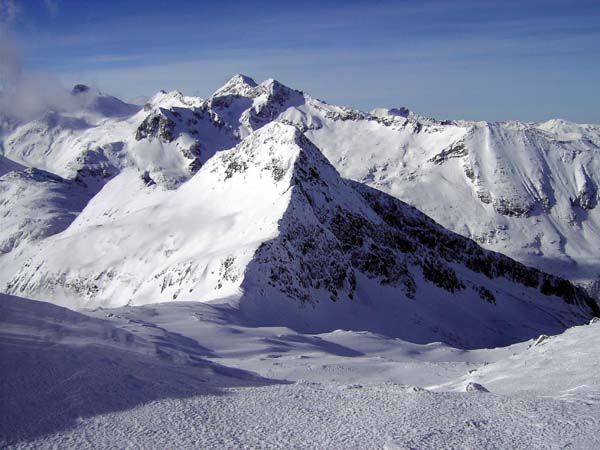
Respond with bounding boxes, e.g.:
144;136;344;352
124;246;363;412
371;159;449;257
0;0;90;121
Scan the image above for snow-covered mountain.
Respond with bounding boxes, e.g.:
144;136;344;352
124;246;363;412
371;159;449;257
0;168;91;253
199;75;600;290
1;120;596;348
0;88;218;190
4;75;599;294
2;75;600;447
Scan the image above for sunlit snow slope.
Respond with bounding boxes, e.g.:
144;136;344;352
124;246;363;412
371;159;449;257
1;122;596;348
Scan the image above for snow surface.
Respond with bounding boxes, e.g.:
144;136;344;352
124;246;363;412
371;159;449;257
435;320;600;404
2;295;599;449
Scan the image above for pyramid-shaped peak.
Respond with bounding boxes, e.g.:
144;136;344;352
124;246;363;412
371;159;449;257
205;121;339;190
232;122;325;163
230;73;258;87
213;74;259;97
248;121;301;142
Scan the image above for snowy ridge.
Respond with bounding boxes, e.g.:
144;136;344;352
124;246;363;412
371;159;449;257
5;75;600;290
202;75;600;289
2;122;596;348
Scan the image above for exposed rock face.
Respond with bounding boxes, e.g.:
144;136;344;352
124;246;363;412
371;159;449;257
71;84;90;94
492;197;534;217
466;382;490;393
429;140;468;165
135;112;176;142
532;334;550;347
570;179;598;210
354;181;597;313
72;145;119;184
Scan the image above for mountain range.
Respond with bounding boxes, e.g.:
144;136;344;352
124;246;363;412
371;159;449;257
0;75;598;349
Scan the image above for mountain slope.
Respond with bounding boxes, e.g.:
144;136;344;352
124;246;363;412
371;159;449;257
437;318;600;403
2;123;596;348
0;168;92;253
200;75;600;290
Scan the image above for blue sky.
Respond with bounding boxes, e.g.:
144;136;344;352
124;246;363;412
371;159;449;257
5;0;600;122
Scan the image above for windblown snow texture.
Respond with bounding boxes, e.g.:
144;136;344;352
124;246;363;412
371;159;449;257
3;295;600;449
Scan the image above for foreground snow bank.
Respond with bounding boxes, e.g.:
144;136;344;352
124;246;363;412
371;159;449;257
0;295;275;447
16;382;600;450
3;296;600;449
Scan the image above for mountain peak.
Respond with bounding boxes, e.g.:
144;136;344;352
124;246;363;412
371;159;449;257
144;90;201;111
231;73;258;86
71;84;91;95
209;122;307;181
257;78;299;97
213;74;259;97
370;106;412;118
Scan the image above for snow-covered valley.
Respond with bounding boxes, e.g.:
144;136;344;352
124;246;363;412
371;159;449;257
2;295;599;449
